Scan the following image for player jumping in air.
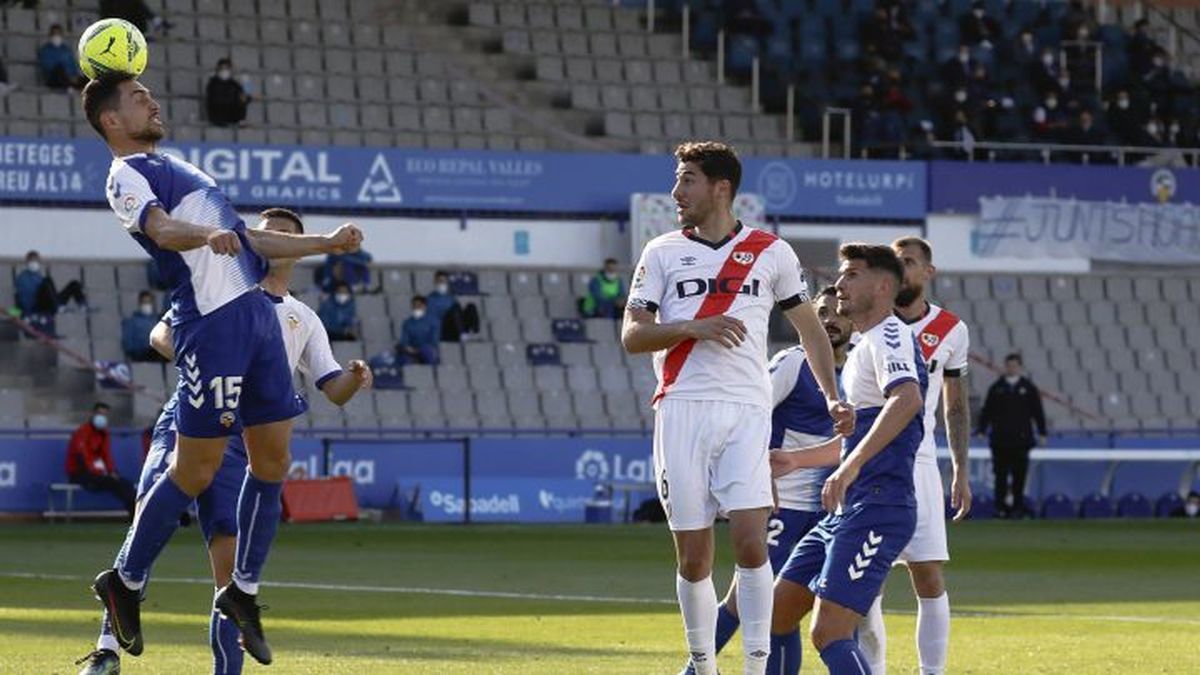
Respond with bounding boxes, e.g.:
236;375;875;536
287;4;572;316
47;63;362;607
681;285;854;674
769;244;926;675
853;237;972;675
76;209;374;675
622;141;853;675
80;73;362;664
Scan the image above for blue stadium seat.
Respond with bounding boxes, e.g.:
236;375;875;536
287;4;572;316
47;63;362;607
447;271;480;296
1040;493;1076;520
552;319;589;343
1079;493;1114;519
1156;492;1184;518
526;343;562;366
368;351;406;390
1116;492;1154;518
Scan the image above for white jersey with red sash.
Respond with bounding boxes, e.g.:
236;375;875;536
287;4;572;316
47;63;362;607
901;302;970;463
628;222;810;411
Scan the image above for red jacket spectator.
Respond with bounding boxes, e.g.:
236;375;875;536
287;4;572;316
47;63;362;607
66;417;116;477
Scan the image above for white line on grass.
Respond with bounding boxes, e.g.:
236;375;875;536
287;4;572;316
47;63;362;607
4;571;1198;626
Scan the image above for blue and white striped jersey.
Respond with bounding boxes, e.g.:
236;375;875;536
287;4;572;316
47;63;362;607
106;152;267;325
767;345;837;511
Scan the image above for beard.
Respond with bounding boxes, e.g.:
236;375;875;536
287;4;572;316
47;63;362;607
895;282;922;308
131;124;165;143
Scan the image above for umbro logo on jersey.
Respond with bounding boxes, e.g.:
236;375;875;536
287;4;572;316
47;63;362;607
679;256;697;267
732;251;756;265
676;277;761;299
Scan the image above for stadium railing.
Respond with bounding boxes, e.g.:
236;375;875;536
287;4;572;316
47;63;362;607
928;140;1200;166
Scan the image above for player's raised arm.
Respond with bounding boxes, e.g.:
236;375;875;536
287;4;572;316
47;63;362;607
141;207;240;254
244;222;363;260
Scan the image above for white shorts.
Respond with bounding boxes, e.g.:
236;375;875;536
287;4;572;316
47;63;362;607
897;460;949;563
652;398;772;531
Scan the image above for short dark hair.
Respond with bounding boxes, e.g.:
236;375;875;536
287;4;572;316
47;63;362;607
259;207;304;234
893;236;933;263
434;270;448;279
818;285;837;298
93;402;110;412
413;294;427;305
838;243;903;288
82;73;136;140
49;23;63;33
1005;353;1023;364
674;141;741;196
604;258;618;266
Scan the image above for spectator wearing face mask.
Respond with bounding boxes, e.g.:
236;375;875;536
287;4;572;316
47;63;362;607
581;258;626;319
1030;47;1061;95
425;270;480;342
38;24;86;90
959;1;1001;49
396;295;440;365
205;58;251;127
318;249;373;294
65;403;136;518
1171;491;1200;518
121;291;164;362
14;250;87;319
317;282;359;341
1106;89;1146;145
1031;92;1070;142
940;44;976;90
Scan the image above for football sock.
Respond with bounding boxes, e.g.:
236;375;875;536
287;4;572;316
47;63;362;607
210;603;244;674
736;562;774;674
858;595;887;674
117;476;191;589
232;472;283;596
713;602;741;654
819;638;872;675
916;592;949;674
96;611;120;653
766;630;801;675
676;573;718;675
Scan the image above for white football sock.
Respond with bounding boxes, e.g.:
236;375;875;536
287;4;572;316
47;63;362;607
735;562;772;675
676;573;719;675
916;592;950;674
858;594;888;674
96;633;120;653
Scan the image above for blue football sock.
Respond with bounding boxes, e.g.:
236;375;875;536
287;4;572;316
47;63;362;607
210;607;244;674
116;476;191;587
713;603;740;654
819;638;872;675
766;630;801;675
96;610;119;652
232;472;283;595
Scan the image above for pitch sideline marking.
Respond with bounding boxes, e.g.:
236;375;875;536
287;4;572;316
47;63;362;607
2;572;1198;626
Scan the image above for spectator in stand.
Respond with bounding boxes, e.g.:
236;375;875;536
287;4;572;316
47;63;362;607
1105;89;1146;144
861;6;904;61
38;24;86;90
396;295;440;365
941;44;976;90
1059;0;1095;46
318;249;373;294
1009;30;1040;73
205;58;251;127
1065;110;1111;163
425;270;480;342
121;291;163;362
99;0;170;36
14;250;87;318
1171;491;1200;518
65;403;136;518
1064;24;1098;94
317;282;359;341
1127;18;1159;77
1141;48;1173;115
1031;91;1071;142
959;0;1001;50
581;258;626;319
976;353;1047;519
1029;47;1061;95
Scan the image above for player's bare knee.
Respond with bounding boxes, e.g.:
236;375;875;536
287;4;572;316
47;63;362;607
676;553;712;581
909;561;945;597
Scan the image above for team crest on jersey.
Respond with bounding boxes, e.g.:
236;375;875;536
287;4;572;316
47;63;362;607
219;411;236;428
921;333;940;348
732;251;755;265
287;312;301;330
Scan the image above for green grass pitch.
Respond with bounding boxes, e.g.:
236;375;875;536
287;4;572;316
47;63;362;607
0;519;1196;673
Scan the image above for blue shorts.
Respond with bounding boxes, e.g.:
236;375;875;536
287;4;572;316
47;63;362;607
767;508;825;574
172;290;305;438
778;502;916;616
141;424;248;545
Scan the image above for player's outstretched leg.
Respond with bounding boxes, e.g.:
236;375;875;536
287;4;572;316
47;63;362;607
74;646;121;675
812;598;873;675
909;561;949;675
210;601;244;674
858;595;887;674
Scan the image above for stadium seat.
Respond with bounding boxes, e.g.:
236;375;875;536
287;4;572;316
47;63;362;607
552;319;588;343
1116;492;1154;518
527;344;563;367
1039;493;1076;520
1079;493;1115;519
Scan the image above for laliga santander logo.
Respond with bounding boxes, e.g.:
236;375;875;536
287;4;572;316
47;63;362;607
575;450;609;481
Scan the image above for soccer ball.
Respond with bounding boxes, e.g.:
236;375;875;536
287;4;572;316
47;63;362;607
77;18;148;80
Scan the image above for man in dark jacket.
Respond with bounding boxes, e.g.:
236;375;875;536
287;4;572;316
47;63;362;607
976;353;1046;518
205;58;251;127
65;403;136;517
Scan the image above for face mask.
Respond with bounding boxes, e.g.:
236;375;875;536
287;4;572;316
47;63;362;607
26;261;41;273
604;270;617;280
1170;123;1180;135
335;293;351;304
412;309;426;319
435;283;449;294
973;9;984;18
1005;375;1020;386
1022;35;1033;46
1153;57;1164;68
218;69;232;80
1147;123;1160;135
959;52;969;63
92;414;108;430
1117;98;1130;109
1186;502;1200;517
954;90;967;103
1042;54;1054;66
1046;98;1058;110
50;35;63;46
139;302;154;315
1001;96;1015;109
1033;108;1046;124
